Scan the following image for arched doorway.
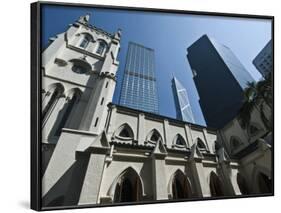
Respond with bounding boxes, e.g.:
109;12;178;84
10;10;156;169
171;170;192;199
209;171;224;197
113;167;143;203
237;173;249;195
257;172;272;194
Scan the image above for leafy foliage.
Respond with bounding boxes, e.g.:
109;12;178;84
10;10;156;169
238;72;272;130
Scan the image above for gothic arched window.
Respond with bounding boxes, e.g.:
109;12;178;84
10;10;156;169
172;134;187;148
151;133;159;142
54;91;80;136
230;136;242;152
115;124;134;141
197;138;206;149
96;40;107;55
146;129;162;144
248;124;260;137
119;128;130;138
176;136;185;146
42;85;64;123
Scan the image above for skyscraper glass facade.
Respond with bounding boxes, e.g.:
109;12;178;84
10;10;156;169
209;38;255;89
119;42;159;114
172;77;195;123
187;35;255;129
253;39;273;78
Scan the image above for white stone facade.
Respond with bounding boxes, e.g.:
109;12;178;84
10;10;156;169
41;14;272;208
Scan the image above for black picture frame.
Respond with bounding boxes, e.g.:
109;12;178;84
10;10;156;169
31;1;274;211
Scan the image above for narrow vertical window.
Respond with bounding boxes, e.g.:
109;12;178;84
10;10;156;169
42;88;60;122
54;94;78;136
79;35;90;49
94;117;99;127
100;97;104;105
96;41;107;55
105;81;109;88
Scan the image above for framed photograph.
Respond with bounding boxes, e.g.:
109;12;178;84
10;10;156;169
31;1;274;211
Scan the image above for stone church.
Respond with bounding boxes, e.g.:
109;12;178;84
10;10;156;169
41;14;272;208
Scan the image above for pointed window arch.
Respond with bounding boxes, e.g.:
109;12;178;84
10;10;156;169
151;133;159;142
42;84;64;123
120;128;130;138
113;167;143;203
54;89;81;136
146;129;162;144
172;134;187;148
230;136;243;152
197;138;206;149
248;123;261;137
115;123;134;141
209;171;224;197
171;170;192;199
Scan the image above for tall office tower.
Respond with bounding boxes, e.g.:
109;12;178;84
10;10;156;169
119;42;159;114
187;35;254;129
253;39;273;78
171;76;195;123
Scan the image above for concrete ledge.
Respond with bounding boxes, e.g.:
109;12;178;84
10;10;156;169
62;128;99;136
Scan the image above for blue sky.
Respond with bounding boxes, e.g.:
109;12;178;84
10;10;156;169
42;5;272;126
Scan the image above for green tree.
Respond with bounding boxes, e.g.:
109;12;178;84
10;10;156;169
238;72;272;131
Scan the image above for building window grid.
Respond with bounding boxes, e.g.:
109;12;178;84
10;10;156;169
123;44;130;104
136;46;141;109
120;43;158;113
135;47;139;70
135;46;140;73
124;46;134;104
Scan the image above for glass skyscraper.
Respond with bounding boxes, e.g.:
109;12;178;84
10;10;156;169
187;35;255;129
119;42;159;114
253;39;273;78
172;77;195;123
